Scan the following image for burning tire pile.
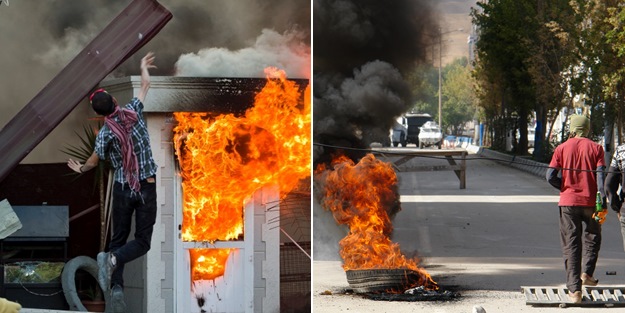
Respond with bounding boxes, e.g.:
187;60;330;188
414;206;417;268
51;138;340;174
346;269;423;293
346;269;460;302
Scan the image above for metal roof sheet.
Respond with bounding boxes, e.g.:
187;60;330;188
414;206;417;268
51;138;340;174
0;0;172;183
100;76;309;114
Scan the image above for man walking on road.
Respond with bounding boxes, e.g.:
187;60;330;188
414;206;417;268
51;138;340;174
67;52;158;312
546;114;606;304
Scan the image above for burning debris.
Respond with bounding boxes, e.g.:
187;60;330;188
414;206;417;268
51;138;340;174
364;286;460;302
346;269;429;293
346;269;459;302
189;249;232;281
173;68;310;281
314;154;438;291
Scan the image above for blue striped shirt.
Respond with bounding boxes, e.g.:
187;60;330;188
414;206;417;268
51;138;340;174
94;97;157;184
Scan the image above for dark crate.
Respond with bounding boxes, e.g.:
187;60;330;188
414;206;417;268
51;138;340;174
10;205;69;238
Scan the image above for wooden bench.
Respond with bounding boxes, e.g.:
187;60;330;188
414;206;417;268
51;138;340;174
371;148;467;189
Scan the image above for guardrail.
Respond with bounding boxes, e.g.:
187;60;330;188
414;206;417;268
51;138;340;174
470;145;548;179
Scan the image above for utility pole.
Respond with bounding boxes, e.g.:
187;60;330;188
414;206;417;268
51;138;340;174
438;30;442;128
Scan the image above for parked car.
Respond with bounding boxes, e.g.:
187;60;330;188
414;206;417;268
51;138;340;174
418;121;443;149
405;113;434;147
390;118;408;147
389;113;434;147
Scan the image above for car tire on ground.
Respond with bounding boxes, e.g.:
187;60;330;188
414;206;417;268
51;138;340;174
346;269;424;293
61;256;111;311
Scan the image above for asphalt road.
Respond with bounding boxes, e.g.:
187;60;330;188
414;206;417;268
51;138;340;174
313;149;625;312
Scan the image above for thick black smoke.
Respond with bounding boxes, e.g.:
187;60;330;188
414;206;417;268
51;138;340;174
313;0;439;163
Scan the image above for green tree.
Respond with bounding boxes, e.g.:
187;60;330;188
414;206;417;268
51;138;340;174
442;58;477;135
524;0;580;160
472;0;596;160
408;62;438;115
472;0;538;153
567;1;615;147
603;1;625;146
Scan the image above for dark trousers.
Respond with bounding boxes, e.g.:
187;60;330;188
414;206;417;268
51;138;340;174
559;206;601;293
110;177;157;287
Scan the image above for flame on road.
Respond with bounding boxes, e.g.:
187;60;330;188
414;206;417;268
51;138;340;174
315;153;437;290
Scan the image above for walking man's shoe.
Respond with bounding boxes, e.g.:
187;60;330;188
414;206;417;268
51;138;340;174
581;273;598;286
97;252;116;291
569;290;582;304
111;284;127;313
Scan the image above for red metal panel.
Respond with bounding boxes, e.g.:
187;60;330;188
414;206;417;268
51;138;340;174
0;0;172;183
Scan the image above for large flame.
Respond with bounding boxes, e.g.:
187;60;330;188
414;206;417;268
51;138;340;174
174;68;310;280
315;153;437;290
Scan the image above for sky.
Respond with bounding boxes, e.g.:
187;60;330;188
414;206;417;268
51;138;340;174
437;0;478;65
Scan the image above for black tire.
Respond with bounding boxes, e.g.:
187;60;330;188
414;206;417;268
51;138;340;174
346;269;424;293
61;256;111;312
393;142;399;147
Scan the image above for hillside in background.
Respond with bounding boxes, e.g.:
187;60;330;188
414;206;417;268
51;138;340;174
436;0;477;65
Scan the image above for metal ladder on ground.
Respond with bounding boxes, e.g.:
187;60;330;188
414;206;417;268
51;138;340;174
522;286;625;307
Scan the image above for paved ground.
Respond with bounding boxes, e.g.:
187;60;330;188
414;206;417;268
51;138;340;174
313;148;625;312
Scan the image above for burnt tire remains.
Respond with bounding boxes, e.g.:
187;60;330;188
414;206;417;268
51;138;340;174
346;269;423;293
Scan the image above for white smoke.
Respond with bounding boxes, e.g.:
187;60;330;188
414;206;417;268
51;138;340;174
174;29;310;79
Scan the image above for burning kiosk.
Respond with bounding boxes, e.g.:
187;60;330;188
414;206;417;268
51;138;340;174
100;72;310;313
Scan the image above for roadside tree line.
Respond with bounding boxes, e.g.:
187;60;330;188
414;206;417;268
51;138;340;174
471;0;625;161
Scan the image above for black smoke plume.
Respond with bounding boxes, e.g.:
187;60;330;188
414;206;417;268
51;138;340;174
313;0;439;163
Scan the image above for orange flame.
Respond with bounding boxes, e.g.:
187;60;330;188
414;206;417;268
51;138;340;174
189;249;232;281
173;67;310;280
315;153;437;290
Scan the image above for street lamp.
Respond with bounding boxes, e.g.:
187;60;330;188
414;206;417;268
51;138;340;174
436;28;464;129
